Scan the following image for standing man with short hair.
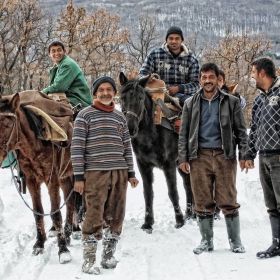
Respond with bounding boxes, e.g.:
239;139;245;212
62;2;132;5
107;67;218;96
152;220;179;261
71;76;139;274
179;62;247;254
42;41;93;108
245;57;280;258
138;26;200;107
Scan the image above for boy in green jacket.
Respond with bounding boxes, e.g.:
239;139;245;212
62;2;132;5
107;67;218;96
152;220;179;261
42;41;92;108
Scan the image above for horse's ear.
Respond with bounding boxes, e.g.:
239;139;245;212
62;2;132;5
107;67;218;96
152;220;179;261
119;72;128;86
9;93;20;112
139;75;150;89
228;84;238;94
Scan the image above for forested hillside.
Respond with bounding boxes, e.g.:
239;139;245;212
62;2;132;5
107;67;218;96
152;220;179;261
43;0;280;42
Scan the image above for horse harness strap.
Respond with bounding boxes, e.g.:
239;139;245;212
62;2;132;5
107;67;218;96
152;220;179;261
125;98;145;124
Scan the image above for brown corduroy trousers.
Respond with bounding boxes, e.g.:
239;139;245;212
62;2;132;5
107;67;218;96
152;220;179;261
189;148;240;216
82;169;128;240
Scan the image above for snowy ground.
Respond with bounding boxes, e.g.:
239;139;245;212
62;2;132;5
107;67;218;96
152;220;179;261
0;154;279;280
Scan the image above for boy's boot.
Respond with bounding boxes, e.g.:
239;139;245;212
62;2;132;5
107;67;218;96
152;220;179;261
225;213;245;253
193;215;214;254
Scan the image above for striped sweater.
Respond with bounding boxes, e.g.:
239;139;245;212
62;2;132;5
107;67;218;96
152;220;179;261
71;105;135;182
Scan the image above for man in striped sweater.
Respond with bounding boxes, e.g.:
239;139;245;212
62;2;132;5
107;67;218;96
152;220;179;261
71;76;139;274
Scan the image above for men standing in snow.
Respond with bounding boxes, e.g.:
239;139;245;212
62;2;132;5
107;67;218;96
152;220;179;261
138;26;200;107
178;62;247;254
245;58;280;258
71;76;139;274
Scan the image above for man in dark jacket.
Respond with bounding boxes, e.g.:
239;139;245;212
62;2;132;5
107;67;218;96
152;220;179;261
245;58;280;258
178;62;247;254
138;26;200;107
42;41;93;108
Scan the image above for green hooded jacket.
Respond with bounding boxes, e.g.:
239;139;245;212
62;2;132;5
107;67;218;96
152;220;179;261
42;55;93;107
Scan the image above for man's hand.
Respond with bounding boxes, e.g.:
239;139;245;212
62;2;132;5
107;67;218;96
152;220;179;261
239;159;245;172
179;162;190;174
74;181;85;195
245;160;254;174
167;86;179;96
129;178;139;188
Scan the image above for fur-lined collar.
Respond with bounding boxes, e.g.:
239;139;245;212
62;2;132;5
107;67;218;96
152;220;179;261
162;42;189;57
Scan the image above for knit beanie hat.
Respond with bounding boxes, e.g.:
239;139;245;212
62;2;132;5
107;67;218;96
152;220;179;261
92;76;117;95
165;26;184;41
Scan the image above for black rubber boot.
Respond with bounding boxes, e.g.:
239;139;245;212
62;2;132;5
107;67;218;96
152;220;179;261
225;213;245;253
256;216;280;258
193;215;214;254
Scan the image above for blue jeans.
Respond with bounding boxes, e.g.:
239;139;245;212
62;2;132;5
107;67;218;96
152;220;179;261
173;93;192;107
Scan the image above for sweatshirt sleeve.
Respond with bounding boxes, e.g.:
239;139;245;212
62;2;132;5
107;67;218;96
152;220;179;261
122;121;135;178
70;113;88;181
42;64;76;93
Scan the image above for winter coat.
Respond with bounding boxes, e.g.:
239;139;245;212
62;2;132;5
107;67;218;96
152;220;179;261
42;55;93;107
245;77;280;160
138;43;200;95
178;88;248;163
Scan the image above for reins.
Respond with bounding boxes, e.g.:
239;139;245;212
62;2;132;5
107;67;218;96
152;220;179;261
0;111;73;217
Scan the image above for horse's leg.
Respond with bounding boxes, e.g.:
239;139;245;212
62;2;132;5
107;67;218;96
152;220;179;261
163;163;185;228
48;180;72;263
137;160;154;233
60;176;77;245
177;167;196;220
26;178;46;255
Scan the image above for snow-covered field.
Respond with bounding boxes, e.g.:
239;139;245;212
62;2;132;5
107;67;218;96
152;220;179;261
0;154;279;280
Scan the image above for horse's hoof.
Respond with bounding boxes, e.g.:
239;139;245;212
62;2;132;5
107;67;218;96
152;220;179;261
174;221;185;229
59;251;72;264
141;224;153;234
33;247;44;255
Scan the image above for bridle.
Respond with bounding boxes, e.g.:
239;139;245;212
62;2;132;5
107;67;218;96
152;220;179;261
0;112;19;151
122;97;146;125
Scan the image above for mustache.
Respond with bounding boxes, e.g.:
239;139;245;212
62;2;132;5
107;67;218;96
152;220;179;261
204;83;213;86
100;94;113;98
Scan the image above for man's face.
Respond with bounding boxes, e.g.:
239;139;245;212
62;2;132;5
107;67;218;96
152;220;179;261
48;45;66;64
251;65;263;88
199;70;218;94
166;34;182;52
96;82;116;105
217;74;225;88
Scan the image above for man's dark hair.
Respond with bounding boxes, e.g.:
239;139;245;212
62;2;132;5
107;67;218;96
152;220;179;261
48;41;65;53
200;63;220;77
218;69;225;80
252;58;276;79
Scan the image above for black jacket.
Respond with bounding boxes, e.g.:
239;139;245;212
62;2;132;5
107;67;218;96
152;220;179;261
178;88;248;162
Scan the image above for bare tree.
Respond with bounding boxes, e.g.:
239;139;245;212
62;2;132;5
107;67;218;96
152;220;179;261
126;14;161;69
0;0;55;94
56;4;129;87
202;30;272;125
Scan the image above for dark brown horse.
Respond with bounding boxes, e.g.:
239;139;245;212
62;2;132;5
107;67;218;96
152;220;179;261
119;72;194;233
0;91;78;263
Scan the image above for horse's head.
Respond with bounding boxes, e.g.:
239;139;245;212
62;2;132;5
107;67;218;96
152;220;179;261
0;93;20;165
119;72;150;138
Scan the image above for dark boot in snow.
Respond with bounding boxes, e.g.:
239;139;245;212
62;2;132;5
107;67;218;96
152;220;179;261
225;213;245;253
193;215;214;254
101;238;118;269
82;238;100;274
256;216;280;258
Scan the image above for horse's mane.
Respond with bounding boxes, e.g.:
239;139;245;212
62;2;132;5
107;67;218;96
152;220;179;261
120;79;152;97
0;98;10;111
